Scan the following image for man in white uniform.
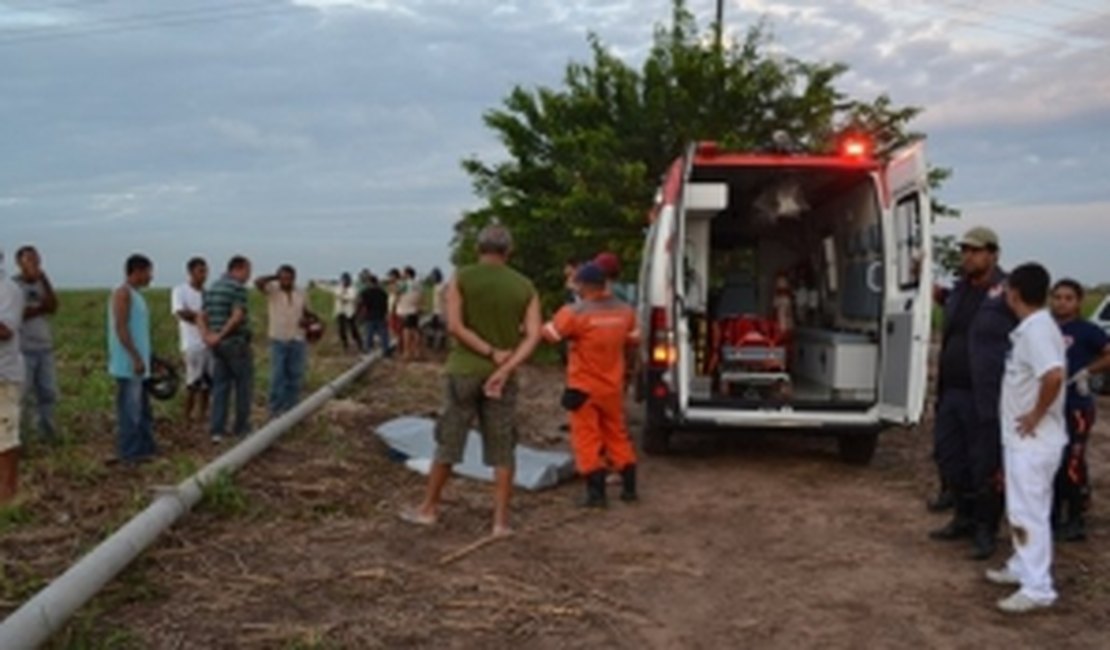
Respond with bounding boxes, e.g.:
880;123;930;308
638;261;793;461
986;262;1067;614
172;257;211;423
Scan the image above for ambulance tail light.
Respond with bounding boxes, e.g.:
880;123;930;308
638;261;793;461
649;307;676;369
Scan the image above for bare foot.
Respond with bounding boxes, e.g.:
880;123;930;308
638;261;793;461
491;523;514;538
399;506;437;527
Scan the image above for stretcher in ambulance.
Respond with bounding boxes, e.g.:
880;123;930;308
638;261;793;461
635;139;932;464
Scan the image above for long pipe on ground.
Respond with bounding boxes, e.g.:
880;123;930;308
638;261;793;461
0;352;381;649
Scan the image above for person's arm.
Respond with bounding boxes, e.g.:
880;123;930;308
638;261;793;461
1016;367;1064;437
23;274;59;319
171;288;200;324
112;287;145;376
541;305;577;345
484;295;543;398
1086;343;1110;376
254;274;278;293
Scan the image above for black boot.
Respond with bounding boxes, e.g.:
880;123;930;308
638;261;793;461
580;471;608;508
1060;515;1087;542
620;465;638;502
1060;495;1087;542
968;489;1002;560
969;524;997;561
929;493;974;541
927;480;956;513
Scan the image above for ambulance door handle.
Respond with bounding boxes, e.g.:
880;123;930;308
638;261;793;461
886;320;895;336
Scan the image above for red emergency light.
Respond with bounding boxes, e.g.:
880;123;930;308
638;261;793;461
840;135;872;159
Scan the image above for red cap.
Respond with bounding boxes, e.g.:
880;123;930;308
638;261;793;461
594;252;620;279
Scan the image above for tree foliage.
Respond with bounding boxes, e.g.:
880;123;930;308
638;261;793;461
453;0;955;303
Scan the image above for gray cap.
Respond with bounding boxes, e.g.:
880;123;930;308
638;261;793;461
959;226;999;250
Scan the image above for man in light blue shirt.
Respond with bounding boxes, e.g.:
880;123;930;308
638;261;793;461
108;254;156;464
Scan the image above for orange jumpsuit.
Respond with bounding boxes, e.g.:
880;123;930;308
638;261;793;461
544;297;639;475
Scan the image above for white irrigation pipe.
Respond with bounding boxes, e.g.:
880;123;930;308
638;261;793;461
0;352;381;649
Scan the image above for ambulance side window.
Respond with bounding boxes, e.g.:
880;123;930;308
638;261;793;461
894;194;923;289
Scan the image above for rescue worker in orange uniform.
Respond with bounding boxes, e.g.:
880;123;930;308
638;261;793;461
543;263;640;507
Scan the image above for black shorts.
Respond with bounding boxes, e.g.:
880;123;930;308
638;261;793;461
403;314;420;329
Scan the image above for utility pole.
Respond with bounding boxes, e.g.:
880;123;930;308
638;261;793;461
715;0;724;49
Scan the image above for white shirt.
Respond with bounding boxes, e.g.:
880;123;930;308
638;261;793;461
0;275;26;382
332;285;358;318
1001;309;1067;453
171;283;205;352
396;280;423;317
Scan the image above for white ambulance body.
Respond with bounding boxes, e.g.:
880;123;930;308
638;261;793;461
636;140;932;464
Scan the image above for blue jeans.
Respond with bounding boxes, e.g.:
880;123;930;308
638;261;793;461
269;339;306;416
22;349;58;442
365;319;391;356
115;378;155;461
211;337;254;436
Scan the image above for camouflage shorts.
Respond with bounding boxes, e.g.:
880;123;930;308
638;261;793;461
434;374;519;468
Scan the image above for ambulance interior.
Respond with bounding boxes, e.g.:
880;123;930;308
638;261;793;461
681;166;884;409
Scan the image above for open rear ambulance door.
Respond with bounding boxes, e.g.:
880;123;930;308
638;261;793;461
878;142;932;425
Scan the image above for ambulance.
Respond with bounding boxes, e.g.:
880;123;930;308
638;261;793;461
635;138;932;464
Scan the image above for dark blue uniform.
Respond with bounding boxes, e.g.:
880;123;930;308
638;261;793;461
1053;318;1109;527
933;267;1016;542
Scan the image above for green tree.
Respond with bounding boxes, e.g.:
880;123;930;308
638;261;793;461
454;0;954;305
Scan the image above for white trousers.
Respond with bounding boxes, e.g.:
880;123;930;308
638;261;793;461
1003;445;1062;603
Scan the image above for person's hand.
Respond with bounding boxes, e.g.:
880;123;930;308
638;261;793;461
484;369;509;399
204;332;222;348
1016;412;1041;438
131;356;146;377
491;348;512;366
1071;368;1091;397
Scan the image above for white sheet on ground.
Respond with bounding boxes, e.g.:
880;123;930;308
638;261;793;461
375;416;575;491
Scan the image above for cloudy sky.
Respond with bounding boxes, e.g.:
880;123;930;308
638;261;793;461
1;0;1107;288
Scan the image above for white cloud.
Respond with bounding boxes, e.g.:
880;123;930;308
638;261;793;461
208;117;314;154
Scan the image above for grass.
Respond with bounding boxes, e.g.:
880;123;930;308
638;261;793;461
0;501;35;533
199;469;249;518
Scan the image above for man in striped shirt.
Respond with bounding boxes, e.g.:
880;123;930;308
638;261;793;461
199;255;253;443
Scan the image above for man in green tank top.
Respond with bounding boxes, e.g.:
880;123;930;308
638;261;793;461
402;224;542;536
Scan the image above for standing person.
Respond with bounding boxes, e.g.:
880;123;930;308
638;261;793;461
427;268;448;351
542;263;640;507
171;257;211;424
199;255;253;443
594;251;634;304
401;225;542;536
1049;279;1110;541
0;249;25;504
929;227;1016;561
385;268;403;353
358;274;391;356
13;246;59;444
330;272;363;353
985;263;1067;614
108;254;157;464
255;265;314;417
396;266;424;361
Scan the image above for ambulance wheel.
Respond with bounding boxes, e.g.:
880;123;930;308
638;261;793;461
642;419;672;455
837;432;878;466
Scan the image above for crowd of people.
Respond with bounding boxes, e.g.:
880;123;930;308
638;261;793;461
925;226;1109;614
0;248;449;506
0;223;1106;617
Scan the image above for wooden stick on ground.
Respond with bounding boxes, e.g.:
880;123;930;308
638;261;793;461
438;533;511;566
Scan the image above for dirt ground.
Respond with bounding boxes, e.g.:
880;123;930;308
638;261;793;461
6;358;1110;648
